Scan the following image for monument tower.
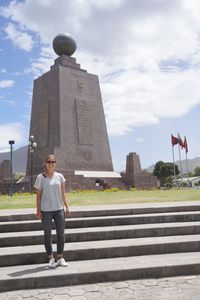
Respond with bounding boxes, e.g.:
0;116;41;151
27;33;119;189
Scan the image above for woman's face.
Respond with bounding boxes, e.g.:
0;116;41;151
45;156;56;170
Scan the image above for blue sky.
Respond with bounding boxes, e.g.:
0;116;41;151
0;0;200;172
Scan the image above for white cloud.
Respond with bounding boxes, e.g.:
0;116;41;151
4;23;33;51
0;123;24;152
30;46;55;78
1;0;200;136
0;80;14;88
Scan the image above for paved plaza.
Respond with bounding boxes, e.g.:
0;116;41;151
1;275;200;300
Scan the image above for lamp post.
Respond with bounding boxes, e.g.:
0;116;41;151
9;140;15;196
29;135;37;194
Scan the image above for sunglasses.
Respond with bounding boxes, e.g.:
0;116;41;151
46;161;56;164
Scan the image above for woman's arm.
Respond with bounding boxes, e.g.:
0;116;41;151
35;188;42;220
61;182;70;217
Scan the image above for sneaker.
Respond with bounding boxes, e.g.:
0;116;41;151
48;257;56;268
56;257;68;267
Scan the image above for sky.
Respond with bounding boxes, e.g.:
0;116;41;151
0;0;200;172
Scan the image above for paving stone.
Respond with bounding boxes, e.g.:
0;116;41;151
82;284;99;292
162;287;182;294
20;298;37;300
52;296;70;300
175;283;192;289
158;281;176;288
69;297;87;300
52;287;69;295
83;292;104;299
20;290;38;298
180;288;200;296
118;294;134;300
117;288;133;295
37;288;55;294
127;283;144;290
141;279;157;287
112;282;129;289
101;286;116;295
37;293;54;299
68;289;85;296
4;297;22;300
97;282;112;287
186;278;200;285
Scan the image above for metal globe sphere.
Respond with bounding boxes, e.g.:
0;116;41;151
52;33;77;56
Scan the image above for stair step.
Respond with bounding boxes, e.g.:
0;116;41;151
1;234;200;267
1;221;200;247
1;211;200;233
0;202;200;221
1;252;200;292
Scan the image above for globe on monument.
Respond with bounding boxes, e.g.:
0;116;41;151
52;33;77;56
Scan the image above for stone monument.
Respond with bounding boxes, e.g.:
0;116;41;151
26;33;121;189
124;152;157;189
0;160;9;194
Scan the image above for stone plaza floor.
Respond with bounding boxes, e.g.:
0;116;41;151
1;274;200;300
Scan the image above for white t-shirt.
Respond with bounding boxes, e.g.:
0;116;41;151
34;172;66;212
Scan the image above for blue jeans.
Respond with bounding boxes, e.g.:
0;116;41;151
41;209;65;256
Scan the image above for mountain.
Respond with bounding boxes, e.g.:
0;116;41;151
1;145;200;175
0;145;28;174
145;157;200;174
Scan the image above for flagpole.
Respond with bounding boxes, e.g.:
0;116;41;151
171;136;177;187
184;136;189;187
177;133;183;188
185;150;189;186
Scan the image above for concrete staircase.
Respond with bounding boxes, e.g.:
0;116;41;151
1;202;200;292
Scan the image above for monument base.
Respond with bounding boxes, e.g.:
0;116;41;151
62;170;124;191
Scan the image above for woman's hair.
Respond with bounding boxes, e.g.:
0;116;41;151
44;154;56;163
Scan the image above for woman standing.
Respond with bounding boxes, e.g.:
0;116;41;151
34;154;70;268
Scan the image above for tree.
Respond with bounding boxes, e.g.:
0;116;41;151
153;161;179;187
194;166;200;176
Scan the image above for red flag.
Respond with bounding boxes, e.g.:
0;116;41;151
182;136;188;153
178;133;183;147
171;134;178;146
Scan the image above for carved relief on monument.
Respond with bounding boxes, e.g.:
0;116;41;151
38;100;49;147
82;149;93;161
78;80;84;88
75;98;93;145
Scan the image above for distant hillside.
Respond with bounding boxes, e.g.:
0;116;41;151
1;145;200;175
145;157;200;174
0;145;28;174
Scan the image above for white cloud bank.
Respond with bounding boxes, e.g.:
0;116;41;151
4;23;33;51
1;0;200;136
0;123;24;152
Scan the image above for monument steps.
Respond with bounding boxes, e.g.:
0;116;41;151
1;221;200;247
1;235;200;268
1;211;200;233
1;202;200;291
1;253;200;292
0;203;200;222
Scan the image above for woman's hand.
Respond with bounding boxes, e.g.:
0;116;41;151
65;207;71;217
36;211;42;220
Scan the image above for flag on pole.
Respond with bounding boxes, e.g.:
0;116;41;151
182;136;188;153
171;134;179;146
177;133;183;147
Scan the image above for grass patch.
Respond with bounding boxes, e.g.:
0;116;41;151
0;188;200;210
